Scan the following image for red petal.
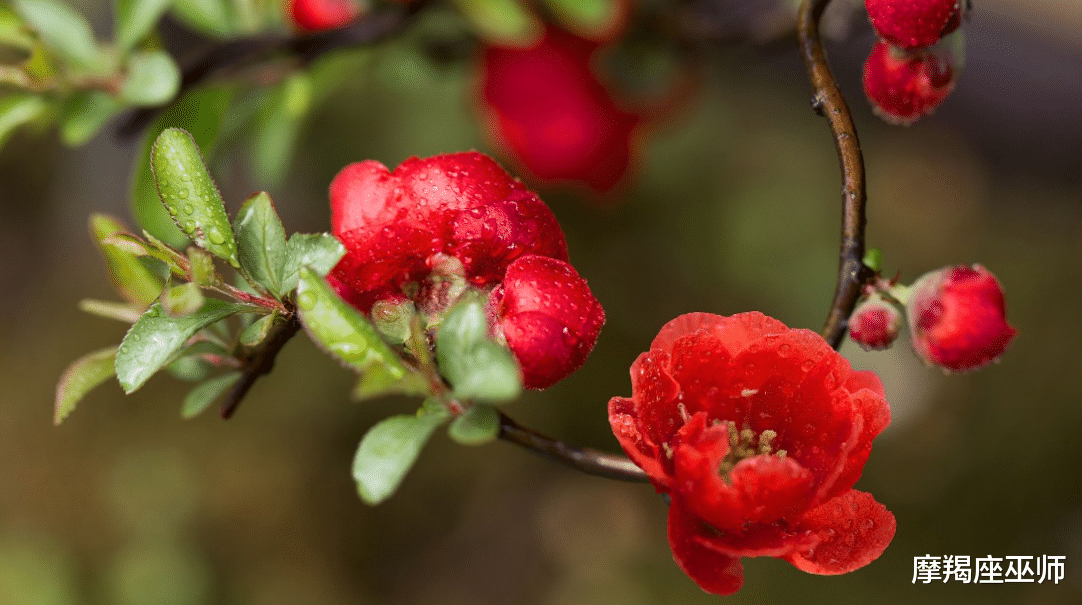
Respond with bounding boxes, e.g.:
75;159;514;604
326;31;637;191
667;499;745;596
784;490;896;575
330;160;399;236
650;312;727;351
824;387;892;500
607;397;671;488
628;350;682;450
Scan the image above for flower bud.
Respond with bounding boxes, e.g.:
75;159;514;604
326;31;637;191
865;0;964;50
490;254;605;389
905;264;1017;372
288;0;362;32
862;36;961;126
849;296;903;351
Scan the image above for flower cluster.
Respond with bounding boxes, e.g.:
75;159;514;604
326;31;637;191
609;312;896;595
862;0;968;125
329;152;604;389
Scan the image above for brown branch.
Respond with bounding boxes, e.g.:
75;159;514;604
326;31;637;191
497;413;648;482
797;0;875;350
220;312;302;418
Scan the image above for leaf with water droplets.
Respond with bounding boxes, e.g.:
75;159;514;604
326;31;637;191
55;346;117;424
448;403;500;446
436;294;521;403
181;371;241;419
150;127;238;267
352;406;446;505
278;233;345;297
295;268;416;395
234;192;286;296
115;298;253;394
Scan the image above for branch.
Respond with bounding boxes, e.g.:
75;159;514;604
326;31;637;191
118;3;425;138
797;0;875;350
497;413;648;482
220;312;302;418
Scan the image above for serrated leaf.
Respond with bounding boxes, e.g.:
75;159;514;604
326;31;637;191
114;0;172;53
131;86;233;248
448;403;500;446
0;93;46;148
234;192;286;295
436;295;522;403
59;90;122;146
279;233;344;297
169;0;234;38
151;127;239;266
352;410;445;505
115;298;251;393
78;299;144;323
295;268;411;386
186;246;215;285
119;50;180;107
14;0;98;70
55;346;117;424
181;371;241;418
91;214;165;307
160;281;204;317
238;311;276;346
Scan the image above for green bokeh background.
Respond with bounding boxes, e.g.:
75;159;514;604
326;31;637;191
1;1;1080;603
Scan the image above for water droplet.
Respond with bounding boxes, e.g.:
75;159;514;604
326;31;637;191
801;360;814;371
183;204;194;215
208;230;226;245
862;519;875;531
132;334;141;341
178;189;189;199
297;291;317;310
561;326;579;347
119;346;128;354
182;220;196;233
181;173;192;182
159;180;169;188
779;344;791;356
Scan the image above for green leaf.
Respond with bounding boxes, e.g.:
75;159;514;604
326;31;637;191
352;410;445;505
78;299;144;323
59;90;122;146
91;214;165;307
234;192;286;295
238;311;276;346
114;0;173;53
544;0;619;39
452;0;542;47
165;340;230;382
115;298;251;393
150;127;239;267
181;371;241;418
436;295;522;403
448;403;500;446
131;86;233;248
279;233;345;297
55;346;117;424
0;93;46;148
141;230;188;277
169;0;234;38
250;73;310;187
14;0;98;70
160;281;204;317
295;268;412;385
186;246;215;285
0;8;35;65
119;50;180;107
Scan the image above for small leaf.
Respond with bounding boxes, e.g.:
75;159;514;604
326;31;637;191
151;127;239;266
448;403;500;446
234;192;286;295
142;230;189;277
115;298;252;393
186;246;215;285
14;0;98;70
55;346;117;424
181;371;241;418
78;299;144;323
165;354;212;382
351;368;426;402
436;295;522;403
452;0;542;47
238;311;276;346
0;93;46;148
161;281;204;317
169;0;235;38
91;214;165;307
295;268;411;385
279;233;345;296
0;8;35;65
114;0;173;53
352;409;445;505
59;90;122;146
119;50;180;107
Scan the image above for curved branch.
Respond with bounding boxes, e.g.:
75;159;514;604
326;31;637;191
220;313;302;418
797;0;875;349
497;413;648;482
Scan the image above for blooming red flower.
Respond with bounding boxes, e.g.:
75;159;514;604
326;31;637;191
288;0;361;32
865;0;963;50
862;40;959;126
849;295;903;351
479;27;641;192
609;312;895;595
329;152;603;388
905;264;1017;372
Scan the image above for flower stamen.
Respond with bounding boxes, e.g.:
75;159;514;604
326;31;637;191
717;422;786;482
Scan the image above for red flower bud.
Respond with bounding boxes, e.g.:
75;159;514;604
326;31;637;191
906;264;1017;372
609;312;895;595
862;39;959;126
479;27;641;192
849;296;903;351
865;0;963;50
288;0;362;32
491;254;605;389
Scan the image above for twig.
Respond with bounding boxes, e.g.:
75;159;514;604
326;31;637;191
797;0;875;349
497;413;648;482
220;312;302;418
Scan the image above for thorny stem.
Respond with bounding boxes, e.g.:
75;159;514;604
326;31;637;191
798;0;876;349
497;413;648;482
220;311;302;418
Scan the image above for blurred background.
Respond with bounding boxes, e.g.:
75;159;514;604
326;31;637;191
1;0;1080;603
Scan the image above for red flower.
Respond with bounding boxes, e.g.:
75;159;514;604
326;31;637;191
479;27;641;192
865;0;963;50
849;295;903;351
609;312;895;595
489;255;605;389
906;264;1017;372
862;40;959;126
288;0;361;32
329;152;603;388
